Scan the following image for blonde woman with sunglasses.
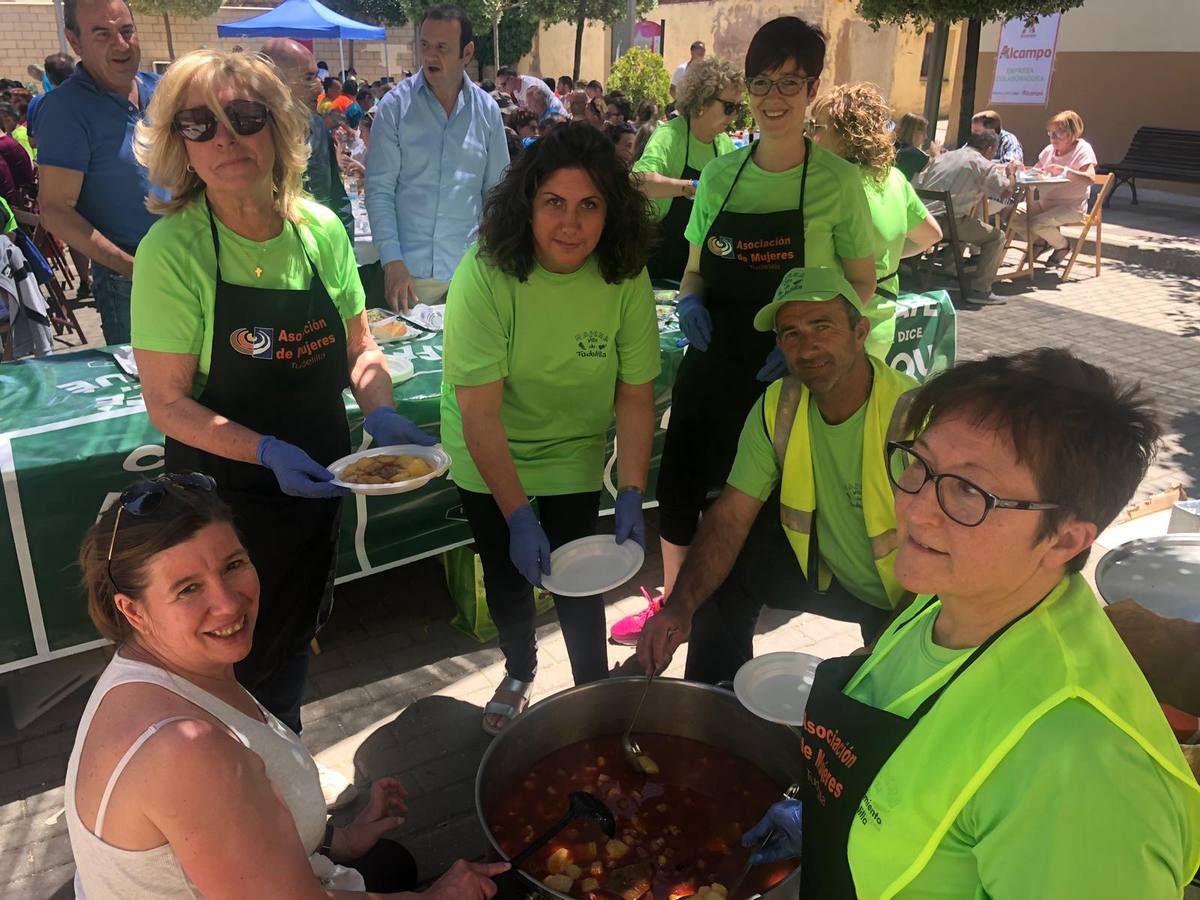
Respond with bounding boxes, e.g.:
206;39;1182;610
128;49;434;737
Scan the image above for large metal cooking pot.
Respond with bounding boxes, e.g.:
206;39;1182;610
476;677;804;899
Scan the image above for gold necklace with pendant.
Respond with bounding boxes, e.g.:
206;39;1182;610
252;241;270;280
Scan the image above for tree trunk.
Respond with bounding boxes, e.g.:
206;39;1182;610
955;18;982;147
572;2;585;82
162;11;175;61
921;21;949;148
493;17;500;70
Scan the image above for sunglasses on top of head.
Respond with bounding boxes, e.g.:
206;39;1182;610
172;99;271;143
106;473;217;592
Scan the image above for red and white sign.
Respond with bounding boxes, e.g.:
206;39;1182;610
988;14;1061;106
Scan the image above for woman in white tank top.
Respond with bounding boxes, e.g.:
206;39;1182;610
68;474;508;898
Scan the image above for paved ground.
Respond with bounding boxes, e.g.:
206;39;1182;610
3;215;1199;898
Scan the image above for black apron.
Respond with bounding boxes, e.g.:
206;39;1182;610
165;206;351;693
797;596;1038;898
646;120;710;283
659;140;810;513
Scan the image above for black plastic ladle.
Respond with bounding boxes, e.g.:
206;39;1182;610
507;791;616;869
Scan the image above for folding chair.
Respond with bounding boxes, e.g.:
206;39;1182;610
1060;173;1116;281
12;209;88;348
914;188;972;300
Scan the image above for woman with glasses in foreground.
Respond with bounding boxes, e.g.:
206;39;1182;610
629;56;742;282
744;348;1200;898
68;476;506;898
127;50;433;735
652;15;877;610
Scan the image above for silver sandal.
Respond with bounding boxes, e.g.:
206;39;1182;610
482;676;533;737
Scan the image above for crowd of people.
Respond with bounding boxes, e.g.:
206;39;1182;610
2;0;1199;897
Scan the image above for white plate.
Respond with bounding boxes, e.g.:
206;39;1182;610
540;535;645;597
734;651;823;726
1095;534;1200;622
328;444;450;495
384;354;415;384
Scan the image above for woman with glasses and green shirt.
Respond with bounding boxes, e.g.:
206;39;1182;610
127;51;434;734
809;83;942;359
744;349;1200;898
630;56;742;282
655;16;877;600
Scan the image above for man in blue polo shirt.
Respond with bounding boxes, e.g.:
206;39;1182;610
36;0;162;345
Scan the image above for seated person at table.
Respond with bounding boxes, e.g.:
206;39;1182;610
893;113;930;182
744;349;1200;898
1010;109;1098;269
69;475;508;899
971;109;1024;164
637;267;919;684
914;131;1017;306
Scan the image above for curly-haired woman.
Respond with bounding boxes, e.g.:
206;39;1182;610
129;49;433;733
439;123;661;734
811;83;942;357
631;56;742;282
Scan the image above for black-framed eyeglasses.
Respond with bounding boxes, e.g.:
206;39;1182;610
746;75;816;97
172;99;270;143
106;473;217;591
718;99;744;117
885;440;1059;528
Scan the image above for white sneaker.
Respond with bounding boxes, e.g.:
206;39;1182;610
317;762;359;811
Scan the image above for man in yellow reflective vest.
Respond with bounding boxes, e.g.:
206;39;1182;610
638;267;919;684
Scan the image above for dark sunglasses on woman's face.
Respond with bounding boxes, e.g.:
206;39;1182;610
719;99;745;117
172;99;270;142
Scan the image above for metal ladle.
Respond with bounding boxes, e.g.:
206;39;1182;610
726;783;802;900
621;673;660;775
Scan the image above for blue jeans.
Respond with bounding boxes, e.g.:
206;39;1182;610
91;264;133;345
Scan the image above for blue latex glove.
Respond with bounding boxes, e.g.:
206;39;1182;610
742;798;804;865
756;345;788;382
257;436;349;499
364;407;438;447
614;488;645;548
506;504;552;587
675;294;712;352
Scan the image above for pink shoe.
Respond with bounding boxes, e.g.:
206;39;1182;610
610;587;665;646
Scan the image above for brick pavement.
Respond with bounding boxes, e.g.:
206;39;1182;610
3;254;1199;898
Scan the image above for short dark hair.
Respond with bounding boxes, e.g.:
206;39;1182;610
508;108;537;132
504;125;522;159
965;130;997;155
542;76;557;93
0;103;17;125
497;65;518;78
587;79;603;91
343;78;358;95
478;122;657;284
558;75;573;88
635;99;658;123
903;348;1162;573
318;60;328;68
478;78;495;93
356;88;373;103
423;4;474;53
323;76;340;92
691;41;706;51
604;95;632;121
609;120;637;142
78;480;238;643
972;109;1003;132
44;53;75;86
745;16;826;80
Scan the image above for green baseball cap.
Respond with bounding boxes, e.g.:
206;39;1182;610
752;266;864;332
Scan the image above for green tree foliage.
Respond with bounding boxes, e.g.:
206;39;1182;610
524;0;657;81
128;0;223;60
857;0;1083;27
324;0;538;69
607;46;668;114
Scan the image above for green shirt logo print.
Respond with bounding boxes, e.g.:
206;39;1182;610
576;330;610;359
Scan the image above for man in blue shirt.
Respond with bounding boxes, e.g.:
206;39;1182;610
971;110;1025;165
367;4;509;312
36;0;160;345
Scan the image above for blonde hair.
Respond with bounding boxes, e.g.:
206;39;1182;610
1047;109;1084;141
811;82;895;185
135;49;311;223
676;57;744;120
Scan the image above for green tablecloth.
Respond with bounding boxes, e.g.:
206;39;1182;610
0;291;953;671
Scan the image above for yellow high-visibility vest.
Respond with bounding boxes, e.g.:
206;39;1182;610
763;355;917;608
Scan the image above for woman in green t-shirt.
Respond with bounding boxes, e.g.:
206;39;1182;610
128;50;434;736
810;83;942;359
440;124;661;735
631;56;742;282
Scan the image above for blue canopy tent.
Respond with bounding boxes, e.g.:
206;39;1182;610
217;0;387;78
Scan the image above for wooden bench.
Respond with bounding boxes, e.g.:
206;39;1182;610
1098;127;1200;206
